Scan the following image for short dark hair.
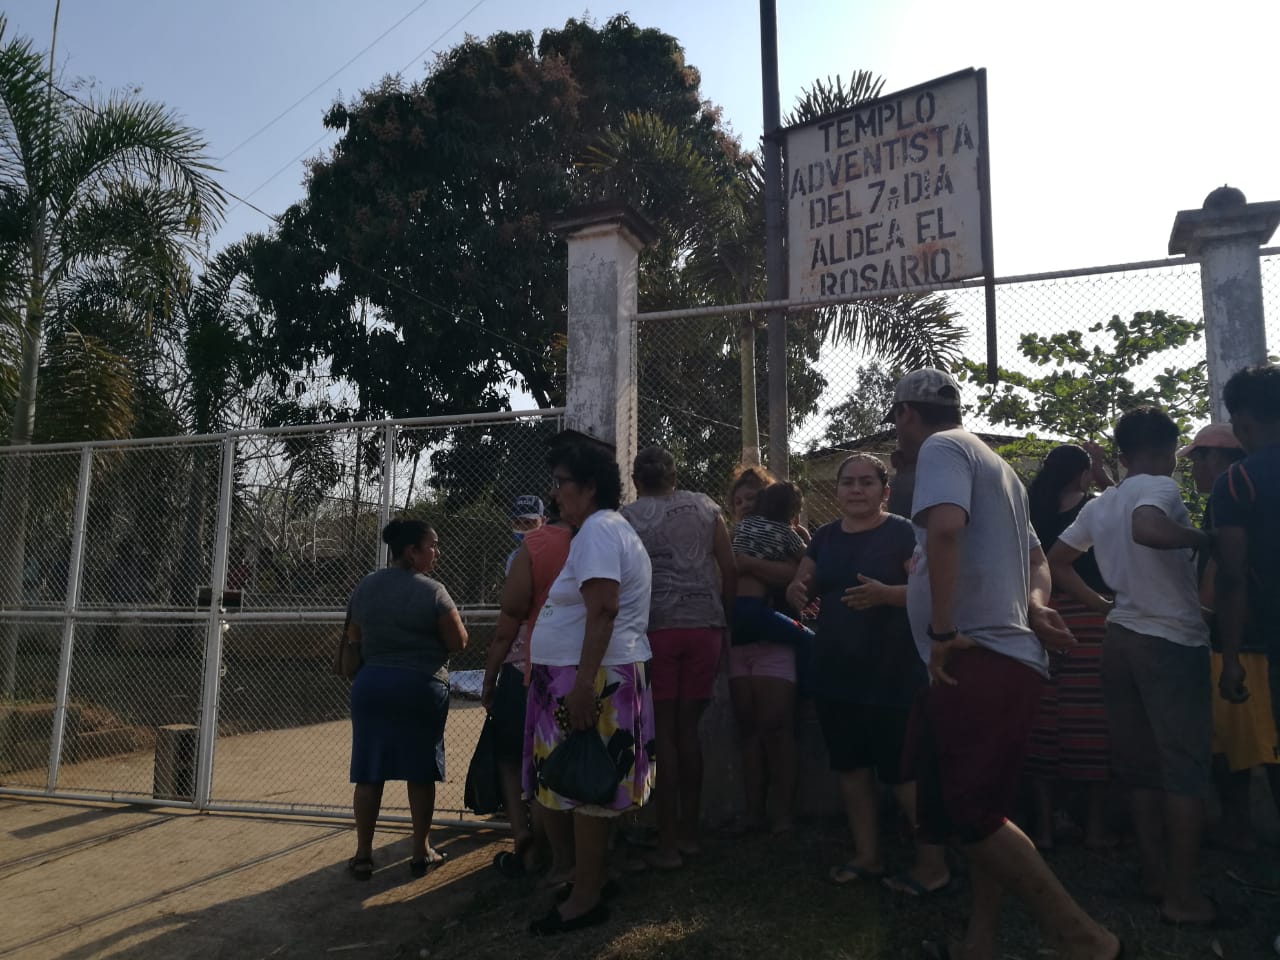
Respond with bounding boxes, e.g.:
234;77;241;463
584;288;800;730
382;518;434;559
1114;406;1179;457
750;481;803;524
632;445;677;493
548;441;623;510
1223;364;1280;423
903;400;962;428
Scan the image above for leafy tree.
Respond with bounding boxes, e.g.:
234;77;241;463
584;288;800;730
0;17;223;699
959;310;1209;484
814;361;900;448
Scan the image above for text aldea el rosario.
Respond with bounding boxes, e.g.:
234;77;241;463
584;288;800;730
792;91;979;295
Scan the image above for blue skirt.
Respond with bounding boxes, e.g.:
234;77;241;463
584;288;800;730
349;665;449;784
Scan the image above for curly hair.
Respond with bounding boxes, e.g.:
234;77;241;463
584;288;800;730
548;441;623;510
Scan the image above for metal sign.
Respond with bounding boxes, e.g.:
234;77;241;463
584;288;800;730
784;68;992;304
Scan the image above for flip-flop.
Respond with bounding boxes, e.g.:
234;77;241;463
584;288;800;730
883;873;954;899
828;862;885;886
347;856;374;881
1158;895;1247;930
409;848;447;878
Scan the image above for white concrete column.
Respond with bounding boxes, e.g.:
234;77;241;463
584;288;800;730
552;203;657;493
1169;187;1280;422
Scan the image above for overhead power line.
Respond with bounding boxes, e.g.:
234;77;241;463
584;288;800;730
217;0;436;164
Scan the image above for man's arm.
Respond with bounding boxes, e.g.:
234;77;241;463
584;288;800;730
1214;526;1251;703
921;503;966;632
1131;505;1210;551
1029;544;1075;650
1047;541;1112;616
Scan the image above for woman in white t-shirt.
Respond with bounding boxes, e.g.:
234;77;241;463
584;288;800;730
523;440;654;936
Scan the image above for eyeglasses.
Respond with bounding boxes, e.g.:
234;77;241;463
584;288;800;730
550;474;576;490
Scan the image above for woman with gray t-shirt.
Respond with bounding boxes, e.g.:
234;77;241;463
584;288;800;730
622;447;736;869
344;519;468;880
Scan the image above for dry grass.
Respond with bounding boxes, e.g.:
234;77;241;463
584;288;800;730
412;824;1278;960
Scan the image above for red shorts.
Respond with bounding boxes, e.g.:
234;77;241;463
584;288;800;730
648;628;723;702
905;645;1044;844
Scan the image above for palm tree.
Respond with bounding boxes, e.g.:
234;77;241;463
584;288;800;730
0;16;224;699
585;72;965;469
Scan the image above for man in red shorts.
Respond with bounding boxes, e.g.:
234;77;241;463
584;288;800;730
892;369;1121;960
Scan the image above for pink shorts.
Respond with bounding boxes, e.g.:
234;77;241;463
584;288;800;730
727;641;796;684
648;628;722;702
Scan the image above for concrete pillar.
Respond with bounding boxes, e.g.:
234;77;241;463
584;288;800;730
551;203;657;490
1169;186;1280;422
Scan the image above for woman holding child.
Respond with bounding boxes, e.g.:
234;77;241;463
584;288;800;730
728;470;812;834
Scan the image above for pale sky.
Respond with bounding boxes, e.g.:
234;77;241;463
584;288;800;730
6;0;1279;278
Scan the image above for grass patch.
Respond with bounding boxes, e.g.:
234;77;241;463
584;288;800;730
414;823;1278;960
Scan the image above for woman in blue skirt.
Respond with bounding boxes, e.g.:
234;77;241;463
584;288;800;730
344;518;468;879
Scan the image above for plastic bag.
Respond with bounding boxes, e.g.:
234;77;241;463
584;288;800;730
539;729;618;806
463;717;503;815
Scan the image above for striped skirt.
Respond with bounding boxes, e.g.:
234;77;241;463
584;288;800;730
1025;594;1110;781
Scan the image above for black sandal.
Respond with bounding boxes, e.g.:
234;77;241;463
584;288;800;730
529;902;610;935
347;856;374;881
409;848;447;878
554;878;621;904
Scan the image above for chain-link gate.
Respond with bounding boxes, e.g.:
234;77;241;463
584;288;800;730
0;409;563;825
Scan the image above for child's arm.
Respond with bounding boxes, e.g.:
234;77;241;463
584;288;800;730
1131;506;1211;552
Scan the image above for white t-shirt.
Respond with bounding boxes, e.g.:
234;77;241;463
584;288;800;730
530;510;653;667
1057;474;1208;648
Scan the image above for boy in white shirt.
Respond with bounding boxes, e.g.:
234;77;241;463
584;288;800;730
1049;407;1232;929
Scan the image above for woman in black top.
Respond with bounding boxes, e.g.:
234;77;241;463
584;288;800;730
1024;444;1116;851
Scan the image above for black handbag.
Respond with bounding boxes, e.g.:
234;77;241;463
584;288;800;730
539;729;618;805
463;717;503;815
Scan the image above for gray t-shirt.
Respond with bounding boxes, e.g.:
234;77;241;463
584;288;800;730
622;491;726;631
346;567;456;677
906;429;1049;677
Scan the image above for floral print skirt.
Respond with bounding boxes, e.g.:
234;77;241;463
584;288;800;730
522;661;655;815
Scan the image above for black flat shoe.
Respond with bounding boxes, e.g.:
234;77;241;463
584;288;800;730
554;878;621;904
347;856;374;881
409;849;447;878
529;902;610;936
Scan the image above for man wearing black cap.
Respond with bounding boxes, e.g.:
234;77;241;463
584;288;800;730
891;369;1121;960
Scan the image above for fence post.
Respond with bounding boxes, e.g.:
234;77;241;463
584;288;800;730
378;422;395;568
551;203;657;489
194;437;236;809
46;447;93;791
1169;186;1280;420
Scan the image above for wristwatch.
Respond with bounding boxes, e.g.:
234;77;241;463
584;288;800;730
927;625;958;643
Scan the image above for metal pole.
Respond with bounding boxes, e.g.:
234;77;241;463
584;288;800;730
377;423;395;568
46;447;93;791
760;0;788;478
194;437;237;808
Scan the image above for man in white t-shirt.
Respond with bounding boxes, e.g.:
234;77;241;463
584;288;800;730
891;369;1120;960
1049;406;1233;929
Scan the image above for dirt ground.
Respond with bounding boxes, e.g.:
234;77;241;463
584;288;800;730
2;793;1278;960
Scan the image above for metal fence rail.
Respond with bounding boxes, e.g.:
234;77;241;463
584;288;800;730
0;409;563;825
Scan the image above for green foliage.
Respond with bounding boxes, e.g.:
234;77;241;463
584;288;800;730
814;361;900;449
0;15;224;444
961;311;1209;443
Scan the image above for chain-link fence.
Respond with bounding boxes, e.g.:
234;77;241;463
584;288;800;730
638;250;1280;525
0;409;563;823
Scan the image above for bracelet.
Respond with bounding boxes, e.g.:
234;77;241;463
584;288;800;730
927;625;958;643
